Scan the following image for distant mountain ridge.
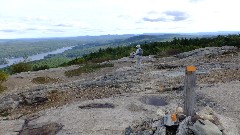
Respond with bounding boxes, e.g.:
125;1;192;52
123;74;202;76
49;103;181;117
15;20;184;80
1;31;240;41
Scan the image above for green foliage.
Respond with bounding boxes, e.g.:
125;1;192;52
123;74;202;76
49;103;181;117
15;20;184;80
141;34;240;57
0;39;77;59
31;57;71;71
3;34;240;75
0;70;8;94
32;77;59;84
10;62;32;74
32;65;50;71
0;85;6;93
65;46;135;66
65;34;240;67
0;70;8;83
65;63;114;77
61;57;86;66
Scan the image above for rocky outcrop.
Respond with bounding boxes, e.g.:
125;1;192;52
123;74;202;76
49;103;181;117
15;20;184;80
0;66;143;116
0;90;48;115
176;46;237;58
0;94;20;113
0;46;239;134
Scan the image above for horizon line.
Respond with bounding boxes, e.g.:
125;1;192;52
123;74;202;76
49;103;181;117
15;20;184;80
0;31;240;40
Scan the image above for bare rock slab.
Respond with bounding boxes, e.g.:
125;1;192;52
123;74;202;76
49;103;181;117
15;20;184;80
0;119;25;135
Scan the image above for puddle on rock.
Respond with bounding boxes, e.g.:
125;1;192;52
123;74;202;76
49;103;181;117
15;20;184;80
139;96;167;106
79;103;115;109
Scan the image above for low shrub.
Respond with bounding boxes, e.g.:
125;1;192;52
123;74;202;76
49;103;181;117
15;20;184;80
32;77;59;84
32;65;50;71
0;70;8;94
65;63;114;77
0;85;7;94
166;49;182;56
10;62;32;74
0;70;8;83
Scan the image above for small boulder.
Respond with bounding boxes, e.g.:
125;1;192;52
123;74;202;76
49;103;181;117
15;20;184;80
196;106;215;121
190;119;222;135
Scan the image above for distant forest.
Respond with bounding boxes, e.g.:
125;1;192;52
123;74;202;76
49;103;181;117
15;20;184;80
0;34;200;60
0;34;188;66
65;34;240;66
1;34;240;74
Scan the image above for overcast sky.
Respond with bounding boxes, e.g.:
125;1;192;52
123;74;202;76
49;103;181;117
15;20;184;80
0;0;239;39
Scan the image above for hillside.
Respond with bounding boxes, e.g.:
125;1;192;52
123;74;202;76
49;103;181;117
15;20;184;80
0;34;178;67
0;46;239;135
0;33;207;66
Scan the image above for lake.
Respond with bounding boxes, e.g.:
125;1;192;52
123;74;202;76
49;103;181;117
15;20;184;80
0;46;74;69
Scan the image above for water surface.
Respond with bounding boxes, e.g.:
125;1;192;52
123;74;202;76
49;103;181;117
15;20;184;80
0;46;73;69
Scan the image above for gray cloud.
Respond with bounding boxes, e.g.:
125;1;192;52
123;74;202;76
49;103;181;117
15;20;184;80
164;11;188;21
174;16;188;21
143;17;168;22
147;11;158;15
0;29;19;33
0;28;66;34
53;24;73;27
164;11;185;16
25;28;38;31
143;10;188;22
46;29;66;32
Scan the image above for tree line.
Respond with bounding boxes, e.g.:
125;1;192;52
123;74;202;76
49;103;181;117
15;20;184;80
1;34;240;75
64;34;240;66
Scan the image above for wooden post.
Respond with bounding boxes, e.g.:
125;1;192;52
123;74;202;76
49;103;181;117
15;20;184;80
184;66;197;116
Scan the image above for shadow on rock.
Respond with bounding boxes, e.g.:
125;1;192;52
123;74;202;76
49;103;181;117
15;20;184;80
19;123;63;135
78;103;115;109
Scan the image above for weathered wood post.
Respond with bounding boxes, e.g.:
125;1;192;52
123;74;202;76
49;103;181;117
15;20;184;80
184;66;197;116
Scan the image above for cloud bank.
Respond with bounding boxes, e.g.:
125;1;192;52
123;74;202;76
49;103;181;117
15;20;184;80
143;11;189;22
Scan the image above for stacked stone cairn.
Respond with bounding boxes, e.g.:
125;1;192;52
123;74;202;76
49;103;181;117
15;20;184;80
123;106;223;135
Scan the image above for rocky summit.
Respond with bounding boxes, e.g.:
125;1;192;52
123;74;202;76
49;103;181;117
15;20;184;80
0;46;239;135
